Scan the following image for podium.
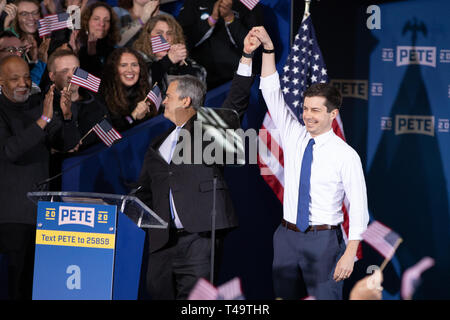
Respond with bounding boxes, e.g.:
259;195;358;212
27;191;167;300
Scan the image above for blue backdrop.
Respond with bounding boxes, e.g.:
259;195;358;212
364;0;450;299
60;0;450;299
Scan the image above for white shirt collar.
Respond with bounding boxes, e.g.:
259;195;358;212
307;129;334;148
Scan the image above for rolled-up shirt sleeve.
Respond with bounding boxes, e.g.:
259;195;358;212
341;149;370;240
259;72;300;144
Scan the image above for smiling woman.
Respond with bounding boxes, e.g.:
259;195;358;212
100;47;156;132
4;0;41;63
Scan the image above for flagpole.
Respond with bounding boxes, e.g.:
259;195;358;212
303;0;311;22
379;238;403;272
79;127;94;144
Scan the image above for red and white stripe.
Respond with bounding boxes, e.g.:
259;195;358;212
38;19;51;37
151;35;171;53
188;278;218;300
71;74;101;93
92;124;122;147
217;277;243;300
240;0;260;10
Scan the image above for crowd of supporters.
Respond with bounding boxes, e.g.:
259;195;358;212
0;0;262;140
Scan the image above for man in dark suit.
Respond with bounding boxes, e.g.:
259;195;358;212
136;31;260;299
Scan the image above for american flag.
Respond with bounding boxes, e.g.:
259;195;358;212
38;18;51;37
146;85;162;111
92;119;122;147
187;278;218;300
188;277;245;300
217;277;244;300
362;221;402;261
239;0;259;10
151;35;171;53
42;13;71;34
257;14;361;259
401;257;434;300
70;67;101;93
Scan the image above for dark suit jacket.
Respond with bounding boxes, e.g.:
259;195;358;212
137;73;254;253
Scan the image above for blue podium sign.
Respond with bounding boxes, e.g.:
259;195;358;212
33;201;118;300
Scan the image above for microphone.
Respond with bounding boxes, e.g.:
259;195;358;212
33;172;63;191
128;185;143;196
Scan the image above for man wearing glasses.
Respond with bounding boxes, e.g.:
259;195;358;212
0;30;26;59
0;30;44;90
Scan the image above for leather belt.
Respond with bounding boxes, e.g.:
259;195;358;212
281;219;339;233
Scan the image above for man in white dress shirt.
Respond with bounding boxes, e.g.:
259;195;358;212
251;26;369;300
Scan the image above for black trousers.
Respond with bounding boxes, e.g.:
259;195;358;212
146;229;223;300
0;223;36;300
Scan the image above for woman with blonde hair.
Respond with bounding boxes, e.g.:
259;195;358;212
133;14;206;94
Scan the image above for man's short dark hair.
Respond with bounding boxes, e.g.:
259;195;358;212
304;83;342;112
47;49;78;72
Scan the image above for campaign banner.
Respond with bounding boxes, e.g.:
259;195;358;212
364;0;450;298
33;201;117;300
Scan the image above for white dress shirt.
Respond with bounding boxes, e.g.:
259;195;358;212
157;61;251;229
159;125;184;229
259;72;369;240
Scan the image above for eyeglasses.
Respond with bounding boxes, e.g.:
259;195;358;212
18;10;40;18
0;47;27;55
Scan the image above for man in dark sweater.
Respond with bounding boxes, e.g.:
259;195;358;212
0;55;56;300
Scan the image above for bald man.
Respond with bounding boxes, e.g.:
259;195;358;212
0;56;56;300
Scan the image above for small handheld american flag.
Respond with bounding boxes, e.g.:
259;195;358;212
401;257;435;300
188;277;245;300
240;0;260;10
38;13;71;37
70;67;101;93
362;221;403;265
146;85;162;111
92;119;122;147
46;13;71;31
151;35;171;53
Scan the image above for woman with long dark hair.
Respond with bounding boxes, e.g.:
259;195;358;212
101;47;156;132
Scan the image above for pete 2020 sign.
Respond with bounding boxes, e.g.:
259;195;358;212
33;201;117;300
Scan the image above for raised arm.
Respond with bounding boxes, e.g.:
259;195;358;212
221;30;260;119
251;26;299;141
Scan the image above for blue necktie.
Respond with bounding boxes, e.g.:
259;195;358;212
297;138;315;232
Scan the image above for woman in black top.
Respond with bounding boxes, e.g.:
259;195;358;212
72;2;120;77
101;47;156;132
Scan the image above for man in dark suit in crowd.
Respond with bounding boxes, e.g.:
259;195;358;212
136;31;260;299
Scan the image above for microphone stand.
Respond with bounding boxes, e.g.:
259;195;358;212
210;176;217;284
